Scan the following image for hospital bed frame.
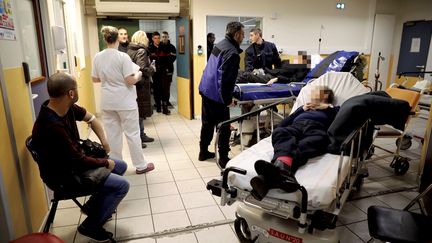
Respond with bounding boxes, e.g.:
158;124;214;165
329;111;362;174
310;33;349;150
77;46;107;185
207;101;371;242
218;98;295;159
367;87;421;175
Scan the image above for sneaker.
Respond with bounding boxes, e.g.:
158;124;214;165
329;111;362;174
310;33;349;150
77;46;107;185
198;151;215;161
77;224;113;242
141;134;154;143
141;142;147;149
136;163;155;174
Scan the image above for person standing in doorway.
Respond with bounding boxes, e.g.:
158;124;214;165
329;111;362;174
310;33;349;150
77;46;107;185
127;30;156;147
161;31;177;108
149;31;170;115
92;26;155;174
118;27;129;53
207;32;215;61
245;27;281;72
198;21;245;168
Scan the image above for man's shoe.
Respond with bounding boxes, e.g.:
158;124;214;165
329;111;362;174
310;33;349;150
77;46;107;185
77;224;113;242
254;160;299;193
156;106;162;113
141;134;154;143
218;156;231;169
136;163;155;174
250;175;269;200
167;101;173;108
198;151;215;161
141;142;147;149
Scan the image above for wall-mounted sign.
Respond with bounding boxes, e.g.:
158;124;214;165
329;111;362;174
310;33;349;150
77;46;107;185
0;0;16;40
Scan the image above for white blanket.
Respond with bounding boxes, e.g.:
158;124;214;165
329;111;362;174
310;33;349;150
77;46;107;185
226;137;350;208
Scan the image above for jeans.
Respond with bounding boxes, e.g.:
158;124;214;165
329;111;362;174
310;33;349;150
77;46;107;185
139;117;145;137
81;158;129;229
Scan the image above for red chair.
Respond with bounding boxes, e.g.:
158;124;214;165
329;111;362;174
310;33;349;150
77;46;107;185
10;232;64;243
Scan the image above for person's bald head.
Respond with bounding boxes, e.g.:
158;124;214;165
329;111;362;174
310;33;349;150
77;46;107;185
47;72;77;98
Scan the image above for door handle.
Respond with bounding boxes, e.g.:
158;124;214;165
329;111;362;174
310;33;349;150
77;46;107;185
22;62;31;83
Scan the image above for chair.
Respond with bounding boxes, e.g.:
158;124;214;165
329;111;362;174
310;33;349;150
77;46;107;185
10;232;64;243
368;87;421;175
25;136;93;233
367;183;432;243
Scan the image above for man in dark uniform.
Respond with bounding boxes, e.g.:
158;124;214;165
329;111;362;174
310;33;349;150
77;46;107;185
161;31;177;108
198;21;245;168
118;27;129;53
149;31;171;115
245;27;281;72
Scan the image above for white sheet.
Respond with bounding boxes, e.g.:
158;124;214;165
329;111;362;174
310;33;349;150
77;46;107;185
227;72;370;208
226;137;350;208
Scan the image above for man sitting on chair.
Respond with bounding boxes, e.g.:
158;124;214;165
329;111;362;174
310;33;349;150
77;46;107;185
250;86;339;200
31;72;129;242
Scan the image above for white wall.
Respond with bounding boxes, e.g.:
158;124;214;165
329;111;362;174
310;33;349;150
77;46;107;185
0;0;25;69
192;0;377;55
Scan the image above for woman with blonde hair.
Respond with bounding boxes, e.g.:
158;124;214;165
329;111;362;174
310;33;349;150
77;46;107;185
92;26;155;175
127;30;155;146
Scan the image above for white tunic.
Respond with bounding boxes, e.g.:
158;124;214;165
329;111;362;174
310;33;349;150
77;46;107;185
92;48;140;110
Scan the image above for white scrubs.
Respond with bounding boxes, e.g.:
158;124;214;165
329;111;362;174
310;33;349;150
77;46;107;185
92;48;148;169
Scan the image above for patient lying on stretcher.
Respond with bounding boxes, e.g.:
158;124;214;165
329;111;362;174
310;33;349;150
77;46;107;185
250;86;340;200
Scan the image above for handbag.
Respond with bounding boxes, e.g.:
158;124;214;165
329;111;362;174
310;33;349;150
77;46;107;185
79;139;108;158
76;167;111;189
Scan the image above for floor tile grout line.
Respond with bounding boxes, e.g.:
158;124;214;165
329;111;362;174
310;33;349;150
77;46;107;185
116;219;234;242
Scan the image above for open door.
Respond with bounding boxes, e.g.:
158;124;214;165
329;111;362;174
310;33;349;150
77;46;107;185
175;16;193;119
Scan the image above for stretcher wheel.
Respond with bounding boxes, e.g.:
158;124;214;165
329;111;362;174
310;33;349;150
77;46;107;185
393;157;409;175
234;217;255;243
396;135;412;150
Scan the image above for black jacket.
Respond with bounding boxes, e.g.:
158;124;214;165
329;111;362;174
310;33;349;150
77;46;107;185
118;42;129;53
199;35;242;105
245;40;281;72
127;43;154;118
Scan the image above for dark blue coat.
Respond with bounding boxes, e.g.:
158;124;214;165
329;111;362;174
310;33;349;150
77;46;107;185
245;40;281;72
199;35;242;105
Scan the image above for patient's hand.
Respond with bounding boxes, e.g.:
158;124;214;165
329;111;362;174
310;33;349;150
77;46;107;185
267;77;278;85
304;103;330;110
303;103;318;110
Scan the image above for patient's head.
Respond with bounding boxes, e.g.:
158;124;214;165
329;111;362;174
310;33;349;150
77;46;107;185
310;85;334;104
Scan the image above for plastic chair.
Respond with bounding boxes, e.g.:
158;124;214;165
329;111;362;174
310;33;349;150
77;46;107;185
368;87;421;175
367;183;432;243
10;232;64;243
25;136;94;233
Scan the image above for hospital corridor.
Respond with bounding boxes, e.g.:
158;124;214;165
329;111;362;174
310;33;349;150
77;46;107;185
1;0;432;243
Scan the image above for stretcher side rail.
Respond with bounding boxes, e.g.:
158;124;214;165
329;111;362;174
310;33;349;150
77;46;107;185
214;98;295;166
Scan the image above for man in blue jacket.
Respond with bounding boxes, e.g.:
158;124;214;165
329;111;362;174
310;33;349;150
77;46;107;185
245;28;281;73
198;21;245;168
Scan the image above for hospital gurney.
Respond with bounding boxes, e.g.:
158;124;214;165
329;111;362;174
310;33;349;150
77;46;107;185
231;83;304;149
207;72;370;243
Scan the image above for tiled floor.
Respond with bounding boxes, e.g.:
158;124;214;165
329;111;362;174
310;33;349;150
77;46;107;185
50;108;427;243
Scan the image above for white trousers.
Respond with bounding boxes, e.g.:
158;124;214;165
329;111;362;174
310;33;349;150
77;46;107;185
102;109;148;169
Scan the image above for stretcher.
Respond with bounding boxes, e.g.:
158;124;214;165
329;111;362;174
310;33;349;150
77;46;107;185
233;82;305;105
207;72;371;243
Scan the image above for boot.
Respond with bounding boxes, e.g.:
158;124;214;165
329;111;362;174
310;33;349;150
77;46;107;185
198;150;215;161
162;102;170;115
